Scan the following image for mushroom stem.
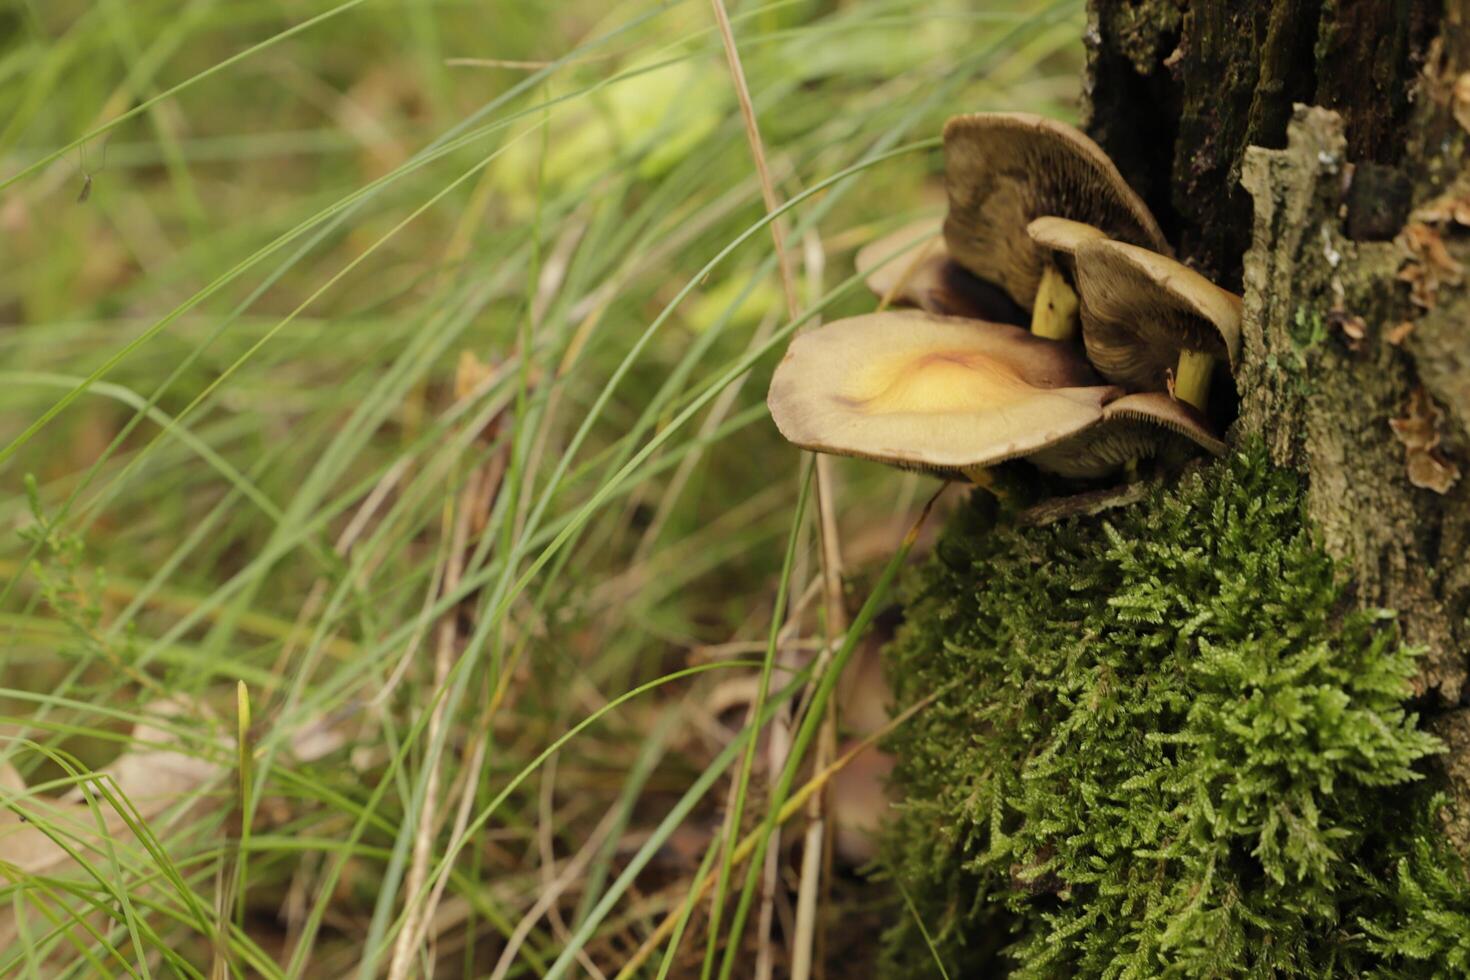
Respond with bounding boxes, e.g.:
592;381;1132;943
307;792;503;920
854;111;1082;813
1030;264;1079;341
961;464;993;487
1173;349;1215;412
961;465;1007;500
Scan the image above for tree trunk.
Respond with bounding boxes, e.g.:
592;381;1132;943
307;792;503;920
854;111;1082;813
877;2;1470;975
1086;0;1470;829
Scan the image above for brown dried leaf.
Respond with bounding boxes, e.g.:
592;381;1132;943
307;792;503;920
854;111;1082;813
1390;387;1443;451
1328;311;1367;351
1398;221;1465;309
704;676;762;722
1408;450;1462;495
454;350;495;401
1455;72;1470;133
1410;223;1464;276
288;707;358;762
836;640;892;739
1;702;223;874
1391;388;1462;494
0;196;28;235
1386;320;1416;346
1414;189;1470;227
829;741;893;865
0;763;22;795
1;698;352;954
453;349;526;451
0;801;78;875
74;703;220;809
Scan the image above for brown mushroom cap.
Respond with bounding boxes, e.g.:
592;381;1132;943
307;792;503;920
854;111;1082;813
942;113;1168;309
855;219;1027;324
1073;239;1244;392
1027;392;1226;478
1027;216;1108;264
1024;217;1109;302
767;311;1121;476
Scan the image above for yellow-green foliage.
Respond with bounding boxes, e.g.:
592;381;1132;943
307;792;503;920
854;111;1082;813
880;445;1470;977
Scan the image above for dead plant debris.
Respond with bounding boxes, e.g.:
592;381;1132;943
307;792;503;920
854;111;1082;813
1397;221;1465;310
1389;387;1462;494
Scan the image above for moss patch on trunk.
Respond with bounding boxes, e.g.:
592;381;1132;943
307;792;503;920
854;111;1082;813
880;444;1470;977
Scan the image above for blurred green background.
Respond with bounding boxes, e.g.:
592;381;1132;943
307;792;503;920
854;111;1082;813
0;1;1082;974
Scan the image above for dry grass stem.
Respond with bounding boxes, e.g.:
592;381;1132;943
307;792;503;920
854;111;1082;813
387;459;490;979
705;4;851;971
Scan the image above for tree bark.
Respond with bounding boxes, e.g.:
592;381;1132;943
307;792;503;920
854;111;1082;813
1083;0;1470;843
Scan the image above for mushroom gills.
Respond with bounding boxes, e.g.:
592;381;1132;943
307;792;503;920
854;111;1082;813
1072;239;1242;406
1028;392;1226;478
941;113;1168;318
1027;418;1171;478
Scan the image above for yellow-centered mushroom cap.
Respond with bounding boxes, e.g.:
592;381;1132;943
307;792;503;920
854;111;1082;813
767;310;1121;477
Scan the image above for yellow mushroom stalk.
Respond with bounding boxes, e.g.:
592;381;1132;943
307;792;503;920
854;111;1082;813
1026;217;1110;343
1072;239;1242;411
1173;349;1216;412
1030;263;1081;341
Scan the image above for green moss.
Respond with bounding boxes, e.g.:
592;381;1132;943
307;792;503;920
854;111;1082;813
880;444;1470;978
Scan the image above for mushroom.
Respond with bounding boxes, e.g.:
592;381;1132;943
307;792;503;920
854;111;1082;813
854;219;1027;324
767;311;1228;480
1026;216;1109;272
830;633;896;866
942;113;1168;342
1023;217;1109;340
1026;392;1225;478
1072;239;1243;412
836;628;893;739
766;310;1122;480
829;742;893;866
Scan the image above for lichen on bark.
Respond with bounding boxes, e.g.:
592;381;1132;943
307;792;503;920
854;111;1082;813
1235;105;1466;702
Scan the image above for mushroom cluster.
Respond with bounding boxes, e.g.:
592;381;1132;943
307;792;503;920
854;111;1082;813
768;113;1242;481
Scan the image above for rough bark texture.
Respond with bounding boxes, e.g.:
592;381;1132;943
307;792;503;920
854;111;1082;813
1084;2;1470;731
1083;0;1439;289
